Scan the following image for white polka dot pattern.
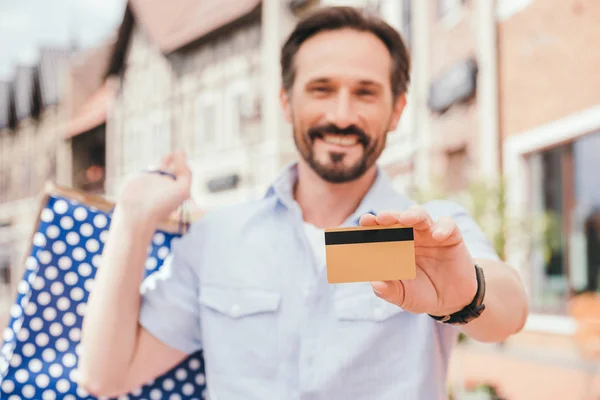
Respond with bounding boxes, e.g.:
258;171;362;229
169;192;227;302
0;195;207;399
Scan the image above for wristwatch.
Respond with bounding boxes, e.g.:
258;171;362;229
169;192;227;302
429;264;486;325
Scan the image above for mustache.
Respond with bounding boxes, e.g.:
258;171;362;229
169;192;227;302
307;124;370;146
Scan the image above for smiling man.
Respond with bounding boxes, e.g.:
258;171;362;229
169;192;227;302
285;24;403;187
79;6;529;400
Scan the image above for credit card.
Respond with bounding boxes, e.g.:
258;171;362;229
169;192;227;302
324;224;416;284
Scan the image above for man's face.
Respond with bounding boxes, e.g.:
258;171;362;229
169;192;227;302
281;28;406;183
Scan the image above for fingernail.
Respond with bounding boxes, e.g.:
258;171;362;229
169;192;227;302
371;281;385;296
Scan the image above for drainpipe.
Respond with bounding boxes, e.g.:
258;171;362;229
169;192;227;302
476;0;500;180
412;0;431;190
261;0;294;177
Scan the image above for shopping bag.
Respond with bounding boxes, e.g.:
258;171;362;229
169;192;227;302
0;183;207;399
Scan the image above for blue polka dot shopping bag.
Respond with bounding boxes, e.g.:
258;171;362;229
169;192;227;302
0;183;207;399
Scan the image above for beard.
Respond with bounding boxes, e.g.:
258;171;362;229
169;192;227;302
293;122;386;184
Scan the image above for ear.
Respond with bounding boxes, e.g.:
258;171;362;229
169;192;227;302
388;93;407;132
280;87;293;123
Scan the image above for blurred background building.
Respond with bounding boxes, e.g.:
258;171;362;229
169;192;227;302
1;0;599;398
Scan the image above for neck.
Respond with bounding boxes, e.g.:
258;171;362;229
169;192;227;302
294;160;377;229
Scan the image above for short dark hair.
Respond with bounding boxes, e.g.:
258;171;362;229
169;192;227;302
280;6;411;99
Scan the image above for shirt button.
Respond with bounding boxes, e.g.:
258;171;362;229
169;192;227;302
230;304;240;317
373;307;384;320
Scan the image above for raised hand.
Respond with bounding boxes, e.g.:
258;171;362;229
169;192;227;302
117;151;192;225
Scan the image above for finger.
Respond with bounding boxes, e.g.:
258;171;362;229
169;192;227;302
371;281;405;307
158;153;175;171
396;206;434;231
432;216;462;242
374;210;403;226
171;152;192;182
359;213;378;226
188;196;200;211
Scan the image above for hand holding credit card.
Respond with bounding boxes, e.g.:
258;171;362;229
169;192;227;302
330;207;481;318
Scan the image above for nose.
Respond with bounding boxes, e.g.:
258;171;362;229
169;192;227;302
327;89;358;129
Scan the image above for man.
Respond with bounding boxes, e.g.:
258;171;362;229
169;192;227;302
79;6;528;399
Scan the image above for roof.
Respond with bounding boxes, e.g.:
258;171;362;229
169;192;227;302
0;82;10;129
63;39;116;139
69;41;115;117
65;81;115;139
38;47;72;107
128;0;261;54
13;65;37;121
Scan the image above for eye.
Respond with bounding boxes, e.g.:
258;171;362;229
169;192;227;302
356;88;376;97
311;86;332;94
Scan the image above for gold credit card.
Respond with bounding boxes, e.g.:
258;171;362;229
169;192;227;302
324;224;416;284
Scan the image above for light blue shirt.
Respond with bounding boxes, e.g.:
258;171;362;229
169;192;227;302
139;163;500;400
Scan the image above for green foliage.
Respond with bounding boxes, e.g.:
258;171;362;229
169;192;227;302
411;174;560;263
448;381;504;399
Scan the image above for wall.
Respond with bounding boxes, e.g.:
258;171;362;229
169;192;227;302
0;104;64;332
107;24;175;197
426;1;481;191
107;18;270;211
499;0;600;137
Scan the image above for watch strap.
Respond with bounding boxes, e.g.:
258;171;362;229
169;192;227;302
429;264;486;325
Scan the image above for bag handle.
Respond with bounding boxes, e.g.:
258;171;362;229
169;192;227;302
144;169;191;235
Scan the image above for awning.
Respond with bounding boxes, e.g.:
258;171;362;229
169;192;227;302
64;82;114;139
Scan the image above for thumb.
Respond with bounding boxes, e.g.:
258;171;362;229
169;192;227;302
371;281;405;307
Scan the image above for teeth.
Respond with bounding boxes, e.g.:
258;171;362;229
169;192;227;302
323;135;358;146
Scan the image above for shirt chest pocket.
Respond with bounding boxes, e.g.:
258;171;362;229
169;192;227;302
199;285;281;319
331;293;408;364
334;292;404;322
198;284;282;378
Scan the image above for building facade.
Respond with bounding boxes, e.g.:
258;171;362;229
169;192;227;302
104;0;272;212
449;1;600;399
0;48;72;330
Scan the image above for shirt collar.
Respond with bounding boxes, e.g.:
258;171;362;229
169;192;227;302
265;162;414;227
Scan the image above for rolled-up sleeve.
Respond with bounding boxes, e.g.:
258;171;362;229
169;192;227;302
425;200;501;262
139;224;203;354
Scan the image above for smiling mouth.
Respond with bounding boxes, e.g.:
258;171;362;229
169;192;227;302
320;134;360;146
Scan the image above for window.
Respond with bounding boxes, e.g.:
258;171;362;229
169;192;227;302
195;93;220;155
150;110;171;163
230;92;245;146
402;0;413;49
0;259;10;286
436;0;465;25
0;244;11;294
363;0;381;16
45;149;57;183
21;160;34;198
122;122;143;175
122;125;132;174
0;168;8;203
528;131;600;314
224;80;253;148
71;125;106;194
496;0;534;21
445;146;469;193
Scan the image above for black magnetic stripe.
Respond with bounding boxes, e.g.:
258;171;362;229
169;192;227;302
325;227;414;245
